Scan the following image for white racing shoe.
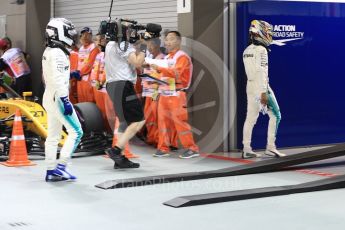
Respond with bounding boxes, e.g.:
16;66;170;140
265;146;286;158
242;148;262;159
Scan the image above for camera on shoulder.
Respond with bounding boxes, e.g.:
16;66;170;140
98;18;162;46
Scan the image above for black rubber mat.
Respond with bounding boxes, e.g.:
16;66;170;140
95;144;345;189
163;174;345;208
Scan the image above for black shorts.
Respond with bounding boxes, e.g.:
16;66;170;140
106;80;144;124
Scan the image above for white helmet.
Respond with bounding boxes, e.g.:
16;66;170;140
249;20;273;47
46;18;77;47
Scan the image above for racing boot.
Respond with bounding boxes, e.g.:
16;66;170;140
265;145;286;158
45;167;70;182
242;147;262;159
53;163;77;180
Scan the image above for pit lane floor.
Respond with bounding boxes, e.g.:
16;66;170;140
1;143;345;230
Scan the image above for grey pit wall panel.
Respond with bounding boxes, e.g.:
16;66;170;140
0;15;6;38
54;0;177;34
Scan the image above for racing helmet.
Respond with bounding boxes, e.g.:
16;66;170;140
45;18;77;47
249;20;273;47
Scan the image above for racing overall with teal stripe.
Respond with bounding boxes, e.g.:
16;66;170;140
242;43;281;149
42;47;83;170
267;87;281;145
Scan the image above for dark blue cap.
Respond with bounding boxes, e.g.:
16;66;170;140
81;27;92;34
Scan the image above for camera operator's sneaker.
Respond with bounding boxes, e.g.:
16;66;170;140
106;147;140;169
153;150;170;157
242;148;262;159
114;155;140;169
105;147;121;161
45;169;68;182
54;163;77;180
179;149;200;159
265;146;286;158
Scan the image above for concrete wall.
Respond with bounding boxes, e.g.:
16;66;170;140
178;0;228;152
0;0;50;98
178;1;193;39
26;0;51;98
0;0;27;50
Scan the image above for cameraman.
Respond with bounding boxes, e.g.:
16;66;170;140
104;26;146;169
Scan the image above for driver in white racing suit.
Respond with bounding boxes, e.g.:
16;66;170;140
242;20;286;159
42;18;83;181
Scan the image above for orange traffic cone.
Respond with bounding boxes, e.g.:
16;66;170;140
1;109;36;167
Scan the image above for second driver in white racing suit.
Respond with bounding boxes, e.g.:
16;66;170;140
242;20;286;159
42;18;83;182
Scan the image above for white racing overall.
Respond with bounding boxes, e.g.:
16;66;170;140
42;47;83;169
242;44;281;149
